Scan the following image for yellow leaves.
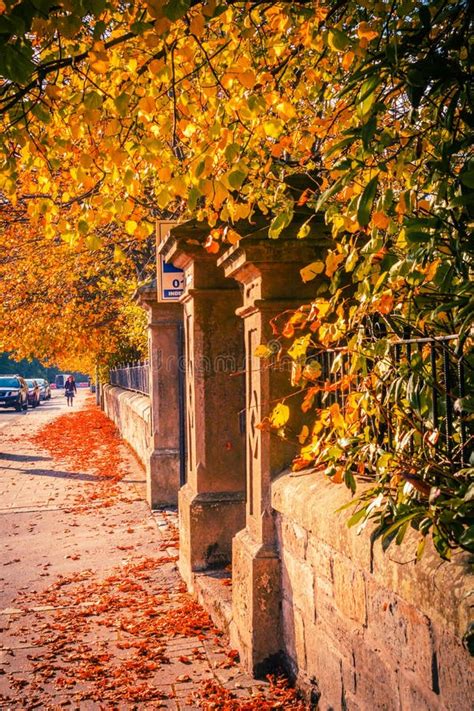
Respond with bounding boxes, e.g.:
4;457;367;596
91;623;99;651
288;334;311;362
423;259;440;283
181;121;197;137
300;261;325;283
113;245;127;262
302;360;322;382
212;180;228;210
395;192;410;217
170;176;187;197
223;199;251;222
86;234;102;250
105;119;121;137
263;119;284;139
318;321;344;346
125;220;138;235
312;299;331;318
255;344;272;358
275;100;297;121
269;403;290;428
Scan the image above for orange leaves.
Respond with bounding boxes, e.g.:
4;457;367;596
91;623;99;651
204;234;220;254
373;291;394;315
190;674;308;710
329;402;346;431
372;211;390;230
325;250;345;278
357;22;379;42
300;260;325;283
32;403;128;506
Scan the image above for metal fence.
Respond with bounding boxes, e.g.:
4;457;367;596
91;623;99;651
109;361;150;396
310;333;470;467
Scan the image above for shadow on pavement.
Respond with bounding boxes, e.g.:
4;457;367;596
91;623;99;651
0;405;65;414
0;453;52;462
5;466;144;484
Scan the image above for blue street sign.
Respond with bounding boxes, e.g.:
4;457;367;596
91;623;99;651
160;257;184;301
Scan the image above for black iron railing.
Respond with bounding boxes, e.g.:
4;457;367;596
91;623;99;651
310;334;470;467
109;361;150;396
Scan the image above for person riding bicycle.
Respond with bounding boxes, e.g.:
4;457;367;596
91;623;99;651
64;375;77;406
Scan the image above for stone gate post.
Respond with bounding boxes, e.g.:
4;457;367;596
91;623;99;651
135;281;183;508
159;222;246;589
218;231;329;673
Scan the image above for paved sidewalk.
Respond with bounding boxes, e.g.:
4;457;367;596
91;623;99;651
0;392;293;710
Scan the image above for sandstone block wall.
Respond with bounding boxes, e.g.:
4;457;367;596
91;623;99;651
272;472;473;711
102;384;151;469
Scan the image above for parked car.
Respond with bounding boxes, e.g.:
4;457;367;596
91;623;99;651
35;378;51;401
25;379;41;407
0;375;28;411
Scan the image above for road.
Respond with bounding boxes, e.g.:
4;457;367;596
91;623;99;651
0;388;90;431
0;395;54;430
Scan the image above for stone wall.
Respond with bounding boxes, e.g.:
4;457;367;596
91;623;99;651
272;471;473;711
102;384;151;469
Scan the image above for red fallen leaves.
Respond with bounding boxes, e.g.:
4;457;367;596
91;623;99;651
33;402;124;477
6;555;199;705
191;676;308;710
31;402;136;509
5;550;309;709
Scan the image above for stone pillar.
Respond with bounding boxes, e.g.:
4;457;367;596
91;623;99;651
136;281;183;508
159;224;246;588
218;233;329;673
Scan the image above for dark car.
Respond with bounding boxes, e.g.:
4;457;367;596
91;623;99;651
25;379;41;408
0;375;28;411
35;378;51;401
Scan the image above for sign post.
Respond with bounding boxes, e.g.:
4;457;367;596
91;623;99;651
156;220;184;302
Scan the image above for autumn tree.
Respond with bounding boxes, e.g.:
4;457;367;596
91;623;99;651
0;0;472;555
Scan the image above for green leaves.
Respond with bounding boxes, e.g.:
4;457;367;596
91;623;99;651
357;175;378;226
268;209;294;239
356;77;379;119
0;41;34;84
84;91;104;110
228;169;247;190
460;170;474;189
327;28;351;52
114;92;130;117
163;0;191;21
